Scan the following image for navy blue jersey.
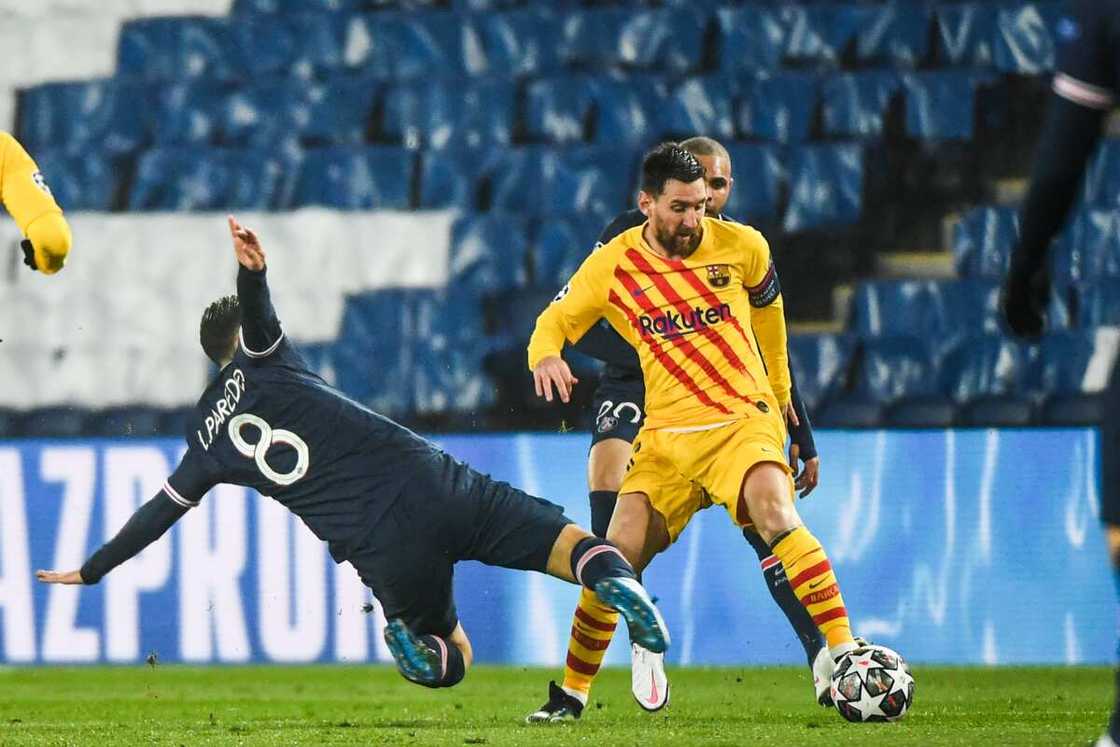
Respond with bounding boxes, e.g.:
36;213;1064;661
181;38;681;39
166;267;454;563
1052;0;1120;111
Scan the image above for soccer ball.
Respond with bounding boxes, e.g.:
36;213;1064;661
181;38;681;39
829;644;914;722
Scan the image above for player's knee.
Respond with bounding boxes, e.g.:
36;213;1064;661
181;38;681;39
587;440;630;492
27;214;71;274
741;464;798;542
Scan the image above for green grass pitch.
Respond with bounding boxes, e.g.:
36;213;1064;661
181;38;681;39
0;665;1109;745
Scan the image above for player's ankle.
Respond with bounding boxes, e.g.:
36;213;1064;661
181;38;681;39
829;640;859;661
561;685;589;706
570;536;636;589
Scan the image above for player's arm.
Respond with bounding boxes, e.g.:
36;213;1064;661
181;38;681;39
229;215;284;358
0;131;71;274
743;231;792;412
36;452;214;585
528;247;614;403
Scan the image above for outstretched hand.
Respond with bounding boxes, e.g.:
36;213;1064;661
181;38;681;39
228;214;266;271
533;355;579;403
36;569;84;585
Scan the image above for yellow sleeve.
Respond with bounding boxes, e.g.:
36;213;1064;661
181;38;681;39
527;244;615;370
740;227;791;409
0;132;71;274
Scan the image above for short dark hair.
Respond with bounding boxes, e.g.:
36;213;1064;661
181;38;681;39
200;295;241;365
679;136;731;166
640;142;706;196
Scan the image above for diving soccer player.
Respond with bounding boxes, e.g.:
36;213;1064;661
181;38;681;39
529;144;860;712
999;2;1120;744
528;137;830;722
37;216;669;692
0;131;71;274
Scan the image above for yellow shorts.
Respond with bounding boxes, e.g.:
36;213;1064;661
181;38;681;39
619;408;792;541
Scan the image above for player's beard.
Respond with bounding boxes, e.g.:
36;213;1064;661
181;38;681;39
654;223;702;259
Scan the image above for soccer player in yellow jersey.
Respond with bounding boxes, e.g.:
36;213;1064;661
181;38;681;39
527;143;859;707
0;131;71;274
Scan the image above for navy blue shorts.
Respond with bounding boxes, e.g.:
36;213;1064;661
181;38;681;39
347;455;572;637
590;373;646;447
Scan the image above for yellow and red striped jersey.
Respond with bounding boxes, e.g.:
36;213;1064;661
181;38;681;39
528;217;791;430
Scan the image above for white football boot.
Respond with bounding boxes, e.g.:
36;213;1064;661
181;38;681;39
631;643;670;711
1095;735;1119;747
813;637;868;706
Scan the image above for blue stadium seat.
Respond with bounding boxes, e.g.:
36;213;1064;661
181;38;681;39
615;9;707;74
411;290;495;415
30;151;119;211
784;144;863;232
993;3;1062;74
590;76;666;147
856;3;931;68
941;280;1005;340
129;147;296;211
784;4;873;68
1030;330;1117;424
18;407;90;438
292;146;412;210
934;2;998;67
384;78;513;151
848;279;950;340
1078;280;1120;328
334;290;415;415
449;214;531;296
417;147;488;210
543;148;628;217
478;147;546;213
660;76;738;142
93;407;164;437
902;72;989;141
821;72;901;140
940;335;1035;426
229;12;348;78
558;8;629;70
117;17;243;81
525;76;596;144
787;333;855;414
1053;210;1120;285
736;73;818;144
231;0;368;13
1083;140;1120;209
479;9;562;76
151;80;232;146
533;215;603;291
362;13;488;80
220;76;378;148
715;7;785;72
18;80;148;155
952;205;1019;278
860;336;952;427
722;144;783;226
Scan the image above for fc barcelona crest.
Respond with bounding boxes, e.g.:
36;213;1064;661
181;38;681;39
706;264;731;288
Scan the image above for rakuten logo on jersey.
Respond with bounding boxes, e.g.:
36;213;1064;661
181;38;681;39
637;302;731;338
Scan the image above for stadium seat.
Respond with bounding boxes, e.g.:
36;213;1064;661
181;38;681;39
231;0;368;13
292;146;412;210
1077;280;1120;328
151;80;231;147
524;76;597;144
558;8;629;70
1053;210;1120;286
860;336;952;427
856;3;931;68
722;144;783;226
410;290;495;415
903;72;989;141
543;148;629;217
940;336;1035;426
479;8;562;77
820;71;902;140
383;78;513;151
934;2;998;67
18;406;90;438
951;205;1019;279
715;7;784;72
117;17;243;81
92;406;164;437
1083;140;1120;209
221;76;379;148
784;144;863;232
615;9;707;74
357;13;488;81
417;147;488;210
449;214;531;296
660;76;738;142
532;215;602;291
477;147;546;214
229;12;348;78
993;3;1061;75
784;4;872;68
30;150;120;211
334;290;415;416
590;76;667;147
1030;329;1119;425
18;79;148;155
736;73;818;144
787;333;855;414
129;147;297;211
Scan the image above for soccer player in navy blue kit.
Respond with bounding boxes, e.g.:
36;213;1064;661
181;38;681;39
36;216;669;693
999;3;1120;744
529;137;834;723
